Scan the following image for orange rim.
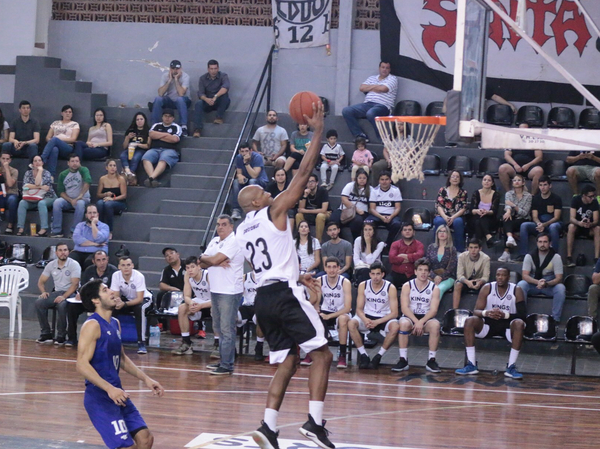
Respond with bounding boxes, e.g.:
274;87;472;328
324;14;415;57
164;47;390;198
375;116;446;125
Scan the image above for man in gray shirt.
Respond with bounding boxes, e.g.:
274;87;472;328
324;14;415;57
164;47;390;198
252;110;289;169
193;59;231;137
150;60;191;136
320;222;353;279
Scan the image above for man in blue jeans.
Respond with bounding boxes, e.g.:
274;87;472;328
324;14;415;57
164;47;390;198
143;109;182;188
150;60;191;136
514;175;562;262
230;142;268;220
193;59;231;138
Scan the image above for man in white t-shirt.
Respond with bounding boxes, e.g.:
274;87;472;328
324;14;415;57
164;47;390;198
252;110;289;169
199;214;245;375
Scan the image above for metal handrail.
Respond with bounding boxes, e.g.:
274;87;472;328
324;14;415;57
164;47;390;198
200;45;275;251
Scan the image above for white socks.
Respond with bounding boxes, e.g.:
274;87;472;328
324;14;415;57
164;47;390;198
508;348;520;366
264;408;278;432
309;401;324;425
466;346;476;365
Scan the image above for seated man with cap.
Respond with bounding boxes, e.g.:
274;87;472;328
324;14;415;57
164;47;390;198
150;59;191;136
142;108;182;187
158;246;185;309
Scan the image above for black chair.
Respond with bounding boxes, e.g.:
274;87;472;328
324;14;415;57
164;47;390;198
564;274;591;299
579;107;600;129
547;106;576;128
544;159;568;181
486;104;514;127
441;309;473;336
426;101;445;116
477;156;502;177
446;155;473;177
402;207;433;231
524;313;557;341
422;154;442;175
394;100;422;117
565;316;597;343
516;105;544;128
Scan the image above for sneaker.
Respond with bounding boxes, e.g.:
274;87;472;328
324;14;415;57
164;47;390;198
299;414;335;449
54;337;65;346
210;347;221;359
151;179;160;188
137;343;147;354
231;209;242;220
210;366;233;375
358;353;370;369
143;178;153;188
197;330;206;339
504;363;523;379
255;342;264;361
506;236;517;247
455;361;479;375
206;363;220;371
426;358;441;373
566;257;576;268
64;340;75;348
50;233;64;238
369;353;382;369
172;342;193;355
326;183;334;191
253;421;280;449
214;118;224;125
498;251;511;263
181;126;188;137
193;129;201;138
36;335;54;344
300;355;313;366
512;254;525;262
337;355;347;369
391;357;409;372
320;182;328;188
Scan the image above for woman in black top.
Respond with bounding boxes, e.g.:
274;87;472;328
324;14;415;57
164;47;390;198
469;173;500;247
120;112;151;186
96;159;127;238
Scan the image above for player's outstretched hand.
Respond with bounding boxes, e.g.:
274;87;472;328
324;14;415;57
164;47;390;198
146;378;165;397
108;386;130;406
299;273;319;295
304;102;325;133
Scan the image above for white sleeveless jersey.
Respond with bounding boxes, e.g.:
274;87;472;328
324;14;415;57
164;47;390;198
242;272;258;306
235;206;299;287
363;279;393;318
408;279;436;315
485;282;517;314
189;271;211;304
320;275;346;313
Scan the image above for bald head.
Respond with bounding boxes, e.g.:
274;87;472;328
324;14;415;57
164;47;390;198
238;185;265;212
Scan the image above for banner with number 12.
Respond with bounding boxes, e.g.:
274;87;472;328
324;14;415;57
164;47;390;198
273;0;332;49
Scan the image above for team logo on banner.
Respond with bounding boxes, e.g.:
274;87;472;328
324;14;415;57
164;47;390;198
273;0;332;49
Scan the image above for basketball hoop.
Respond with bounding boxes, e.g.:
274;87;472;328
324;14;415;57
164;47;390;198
375;116;446;183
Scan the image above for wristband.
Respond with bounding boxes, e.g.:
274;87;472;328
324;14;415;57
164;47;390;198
482;310;488;318
503;310;510;319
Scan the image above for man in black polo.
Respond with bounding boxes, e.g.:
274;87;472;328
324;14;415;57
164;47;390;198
142;108;182;187
2;100;40;159
158;246;185;305
193;59;231;138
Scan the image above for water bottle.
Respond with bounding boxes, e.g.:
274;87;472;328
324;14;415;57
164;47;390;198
273;46;279;59
149;325;160;348
422;188;427;200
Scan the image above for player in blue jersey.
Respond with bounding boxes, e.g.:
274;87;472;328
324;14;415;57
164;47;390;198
77;279;164;449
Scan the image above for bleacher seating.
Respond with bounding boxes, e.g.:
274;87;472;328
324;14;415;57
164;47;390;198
446;155;473;177
516;105;544;127
422;154;442;176
393;100;422;117
425;101;444;117
477;156;502;177
486;104;514;126
578;107;600;129
547;106;576;128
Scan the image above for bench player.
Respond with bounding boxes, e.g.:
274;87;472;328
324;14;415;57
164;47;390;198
238;270;267;361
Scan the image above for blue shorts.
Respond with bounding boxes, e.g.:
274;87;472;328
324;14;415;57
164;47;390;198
141;148;179;168
84;386;147;449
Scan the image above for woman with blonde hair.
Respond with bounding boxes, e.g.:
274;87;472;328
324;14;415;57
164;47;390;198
425;224;458;298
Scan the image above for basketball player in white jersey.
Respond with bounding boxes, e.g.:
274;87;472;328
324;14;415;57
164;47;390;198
395;258;441;373
236;103;335;449
238;271;267;361
456;267;526;379
348;261;399;370
172;256;212;355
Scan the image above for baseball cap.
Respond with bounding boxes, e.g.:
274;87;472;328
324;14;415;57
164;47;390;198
170;60;182;69
162;246;178;255
162;108;175;117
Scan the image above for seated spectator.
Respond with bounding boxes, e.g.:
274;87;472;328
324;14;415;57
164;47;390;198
96;159;127;238
387;222;425;290
587;258;600;322
51;153;91;238
434;170;467;252
70;204;110;270
230;142;268;220
158;246;185;313
252;110;288;169
320;222;353;280
35;242;81;345
319;129;344;189
425;225;458;299
111;256;154;354
498;125;544;195
370;146;392;188
453;238;490;309
0;107;7;144
238;271;261;361
517;233;566;323
2;100;40;160
74;108;112;161
41;105;80;178
566;184;600;267
515;175;562;261
348;261;399;369
150;60;191;136
455;267;526;379
0;151;19;234
330;168;370;241
295;220;321;274
365;170;403;248
468;174;500;248
266;167;295;231
353;222;385;284
498;174;532;263
295;173;331;242
143;108;182;188
193;59;230;137
17;155;56;236
566;150;600;196
284;123;313;175
121;112;151;186
351;137;373;180
395;258;441;373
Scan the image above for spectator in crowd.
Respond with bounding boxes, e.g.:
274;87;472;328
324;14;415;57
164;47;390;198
469;173;500;248
319;129;344;190
230;142;268;220
295;220;321;274
498;174;532;263
517;233;566;323
425;225;458;299
0;151;19;234
193;59;230;137
143;108;182;188
453;238;490;309
284;123;313;175
320;222;353;279
0;107;8;143
74;108;113;161
51;153;91;238
498;125;544;195
35;242;81;345
587;258;600;322
70;204;110;270
157;246;185;312
150;60;191;136
566;184;600;267
2;100;40;160
41;104;80;178
252;110;288;169
266;168;295;231
566;150;600;196
366;170;403;248
434;170;467;252
515;175;562;261
121;112;151;186
456;267;526;379
351;137;373;180
353;222;385;284
342;61;398;141
295;173;331;242
330;168;370;241
16;155;56;236
96;159;127;238
387;222;425;290
370;146;392;188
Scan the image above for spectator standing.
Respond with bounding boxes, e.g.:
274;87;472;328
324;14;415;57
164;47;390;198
16;155;56;236
330;168;370;240
320;222;353;279
0;151;19;234
41;105;80;178
193;59;230;137
365;170;403;248
453;238;490;309
2;100;40;160
387;222;425;290
319;129;344;189
566;150;600;196
74;108;113;161
469;174;500;248
151;60;191;136
284;123;313;175
566;184;600;267
295;174;331;242
96;159;127;238
121;112;151;186
351;137;373;180
425;225;458;299
498;174;532;263
498;124;544;195
252;110;288;169
295;220;321;274
70;204;110;270
143;108;182;187
353;222;385;284
230;142;268;220
434;170;468;252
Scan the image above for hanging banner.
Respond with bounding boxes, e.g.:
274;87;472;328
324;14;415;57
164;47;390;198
273;0;332;49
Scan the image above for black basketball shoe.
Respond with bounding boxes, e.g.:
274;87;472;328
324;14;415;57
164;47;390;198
299;414;335;449
252;421;280;449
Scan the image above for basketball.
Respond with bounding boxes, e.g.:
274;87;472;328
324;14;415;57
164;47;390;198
289;91;320;124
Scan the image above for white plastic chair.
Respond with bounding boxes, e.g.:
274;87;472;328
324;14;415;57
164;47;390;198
0;265;29;338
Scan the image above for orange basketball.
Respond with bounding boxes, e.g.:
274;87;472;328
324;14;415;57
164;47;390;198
289;91;320;124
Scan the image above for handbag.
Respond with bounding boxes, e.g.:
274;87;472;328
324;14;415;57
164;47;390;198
22;188;46;202
340;206;356;224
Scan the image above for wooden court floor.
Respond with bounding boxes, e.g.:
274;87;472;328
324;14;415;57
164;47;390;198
1;338;598;449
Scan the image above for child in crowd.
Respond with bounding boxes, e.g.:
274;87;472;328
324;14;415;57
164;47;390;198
320;129;345;190
351;136;373;180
